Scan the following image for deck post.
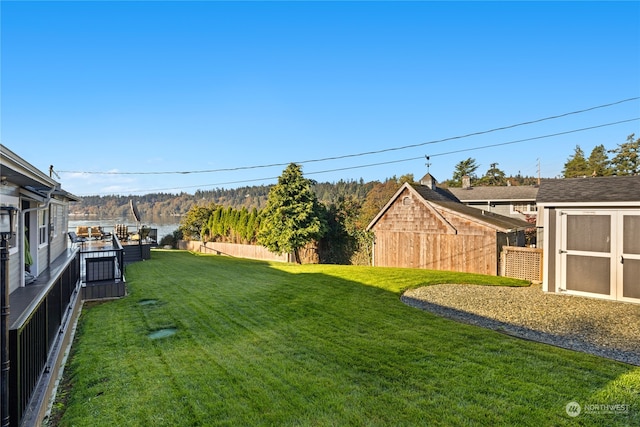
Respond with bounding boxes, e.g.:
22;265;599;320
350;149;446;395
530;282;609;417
1;236;10;427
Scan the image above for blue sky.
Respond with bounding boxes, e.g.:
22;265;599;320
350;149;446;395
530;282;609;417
2;1;639;196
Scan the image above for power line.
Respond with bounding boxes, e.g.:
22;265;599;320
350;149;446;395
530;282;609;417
78;117;639;196
59;97;639;176
426;117;639;158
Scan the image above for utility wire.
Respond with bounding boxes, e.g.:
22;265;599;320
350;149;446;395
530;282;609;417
78;117;639;196
424;117;639;158
60;97;639;176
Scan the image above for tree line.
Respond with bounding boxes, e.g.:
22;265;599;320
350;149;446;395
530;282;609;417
73;181;376;219
562;133;639;178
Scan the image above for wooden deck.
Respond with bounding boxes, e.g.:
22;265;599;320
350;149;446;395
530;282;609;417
9;249;79;329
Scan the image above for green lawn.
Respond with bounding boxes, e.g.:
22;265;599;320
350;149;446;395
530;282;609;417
52;251;639;426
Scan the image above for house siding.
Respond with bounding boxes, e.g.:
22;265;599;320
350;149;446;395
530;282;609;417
8;255;21;294
467;202;511;218
545;208;557;293
49;202;69;261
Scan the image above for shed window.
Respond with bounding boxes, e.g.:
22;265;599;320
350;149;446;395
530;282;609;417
402;197;412;206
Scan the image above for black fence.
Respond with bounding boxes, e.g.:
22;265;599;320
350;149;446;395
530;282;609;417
9;251;81;427
81;235;124;283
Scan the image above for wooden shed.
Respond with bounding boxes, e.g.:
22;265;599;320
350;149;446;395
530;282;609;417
537;176;640;303
366;178;532;275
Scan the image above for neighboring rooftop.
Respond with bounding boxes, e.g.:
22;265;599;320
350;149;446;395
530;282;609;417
448;185;539;202
409;184;533;231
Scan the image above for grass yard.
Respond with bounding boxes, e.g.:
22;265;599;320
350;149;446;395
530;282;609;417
51;251;639;426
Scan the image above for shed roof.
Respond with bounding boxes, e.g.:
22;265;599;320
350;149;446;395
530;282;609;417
367;183;533;232
448;185;538;202
536;176;640;204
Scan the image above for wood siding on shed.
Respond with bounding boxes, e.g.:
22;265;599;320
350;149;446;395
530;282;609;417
371;188;499;275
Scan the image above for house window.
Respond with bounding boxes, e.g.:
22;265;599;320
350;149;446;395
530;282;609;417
512;203;537;214
38;209;48;245
402;196;412;206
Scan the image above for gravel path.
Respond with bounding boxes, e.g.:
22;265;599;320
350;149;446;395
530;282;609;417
402;284;640;366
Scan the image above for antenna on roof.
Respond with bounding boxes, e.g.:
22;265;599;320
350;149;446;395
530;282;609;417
49;165;60;180
425;155;431;173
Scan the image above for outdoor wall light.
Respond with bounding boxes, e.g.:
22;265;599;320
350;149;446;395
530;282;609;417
0;207;17;237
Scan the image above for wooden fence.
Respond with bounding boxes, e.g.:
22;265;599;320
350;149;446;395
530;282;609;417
178;241;290;262
500;246;543;283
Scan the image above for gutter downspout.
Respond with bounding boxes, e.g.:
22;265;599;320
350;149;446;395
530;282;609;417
19;186;58;287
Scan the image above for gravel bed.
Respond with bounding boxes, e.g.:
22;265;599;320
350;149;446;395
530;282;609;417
402;284;640;366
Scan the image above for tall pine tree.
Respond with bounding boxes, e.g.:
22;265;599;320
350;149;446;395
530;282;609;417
587;144;612;176
258;163;328;263
563;145;590;178
451;158;479;186
609;134;639;176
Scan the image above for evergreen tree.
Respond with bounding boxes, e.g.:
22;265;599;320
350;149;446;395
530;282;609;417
477;163;506;186
450;158;479;186
179;203;216;240
236;207;248;243
246;208;259;243
257;163;328;263
587;144;612;177
563;145;590;178
609;134;639;176
212;206;224;240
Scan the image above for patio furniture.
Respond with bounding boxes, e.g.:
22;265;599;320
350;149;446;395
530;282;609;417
114;224;129;241
68;231;86;248
75;226;105;239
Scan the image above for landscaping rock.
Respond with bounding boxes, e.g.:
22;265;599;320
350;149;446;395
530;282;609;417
402;284;640;366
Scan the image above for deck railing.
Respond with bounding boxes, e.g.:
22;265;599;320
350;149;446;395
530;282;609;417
9;251;81;427
81;234;124;283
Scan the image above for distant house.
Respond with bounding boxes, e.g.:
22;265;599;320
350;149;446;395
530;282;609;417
366;174;532;276
447;179;539;221
1;144;81;426
537;176;640;303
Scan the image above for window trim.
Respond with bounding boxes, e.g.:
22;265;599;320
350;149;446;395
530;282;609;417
511;202;537;214
38;209;48;247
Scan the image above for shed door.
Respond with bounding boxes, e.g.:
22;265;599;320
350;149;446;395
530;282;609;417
619;211;640;302
559;210;640;302
560;211;615;299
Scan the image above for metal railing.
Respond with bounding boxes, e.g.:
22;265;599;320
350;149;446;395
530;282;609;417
9;251;80;427
81;234;124;283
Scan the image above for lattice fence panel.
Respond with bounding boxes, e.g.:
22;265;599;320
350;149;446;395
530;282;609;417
501;246;543;282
